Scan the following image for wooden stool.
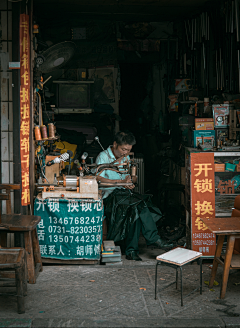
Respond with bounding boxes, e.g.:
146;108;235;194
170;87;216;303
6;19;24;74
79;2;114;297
0;214;43;284
0;248;27;314
0;184;42;284
155;247;202;306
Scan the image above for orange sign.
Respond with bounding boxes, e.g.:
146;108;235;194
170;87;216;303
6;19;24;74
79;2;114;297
20;14;30;206
191;153;216;256
217;180;234;194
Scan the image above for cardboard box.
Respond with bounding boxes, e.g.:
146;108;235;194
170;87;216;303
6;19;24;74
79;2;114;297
214;164;225;172
212;104;233;127
193;130;215;148
225;163;236;172
195;118;214;130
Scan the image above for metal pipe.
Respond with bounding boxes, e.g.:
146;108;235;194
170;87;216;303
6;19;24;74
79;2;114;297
98;182;133;187
236;0;240;41
96;168;128;176
180;267;183;306
95;163;128;174
235;0;240;92
200;259;203;295
155;263;158;300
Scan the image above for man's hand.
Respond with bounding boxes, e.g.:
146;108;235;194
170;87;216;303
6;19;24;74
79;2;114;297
123;175;135;190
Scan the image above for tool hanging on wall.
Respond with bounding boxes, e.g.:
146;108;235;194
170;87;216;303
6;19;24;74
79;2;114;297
235;0;240;93
180;1;240;94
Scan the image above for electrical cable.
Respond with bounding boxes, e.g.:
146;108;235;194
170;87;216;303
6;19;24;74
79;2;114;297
37;155;50;184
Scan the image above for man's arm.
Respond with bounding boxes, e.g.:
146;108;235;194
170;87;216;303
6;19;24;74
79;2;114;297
96;175;122;184
132;176;137;184
95;151;134;188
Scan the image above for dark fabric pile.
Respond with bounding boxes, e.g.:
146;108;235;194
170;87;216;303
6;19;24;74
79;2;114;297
103;189;162;242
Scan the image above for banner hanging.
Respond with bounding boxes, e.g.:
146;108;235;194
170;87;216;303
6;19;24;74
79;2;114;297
20;14;30;206
191;152;216;256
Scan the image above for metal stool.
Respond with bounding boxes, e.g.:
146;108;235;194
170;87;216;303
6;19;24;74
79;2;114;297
155;247;203;306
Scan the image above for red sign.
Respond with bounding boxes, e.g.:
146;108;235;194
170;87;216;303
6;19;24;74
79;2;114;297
191;153;216;256
20;14;30;206
217;180;235;194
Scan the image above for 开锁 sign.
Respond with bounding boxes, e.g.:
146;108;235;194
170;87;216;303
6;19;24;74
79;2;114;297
34;198;104;260
191;153;216;256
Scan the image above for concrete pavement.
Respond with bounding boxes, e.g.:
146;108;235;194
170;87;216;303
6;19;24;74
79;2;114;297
0;237;240;327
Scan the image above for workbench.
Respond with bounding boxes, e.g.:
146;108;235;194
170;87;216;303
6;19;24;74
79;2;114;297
34;196;104;264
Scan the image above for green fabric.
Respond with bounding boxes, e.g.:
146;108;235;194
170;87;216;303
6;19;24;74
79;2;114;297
103;189;162;254
34;197;104;260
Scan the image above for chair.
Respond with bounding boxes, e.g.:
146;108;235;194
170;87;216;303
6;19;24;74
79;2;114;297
207;195;240;298
231;195;240;255
0;184;43;284
155;247;202;306
0;247;27;313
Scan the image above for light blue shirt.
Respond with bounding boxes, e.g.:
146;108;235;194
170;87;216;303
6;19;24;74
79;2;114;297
95;146;130;199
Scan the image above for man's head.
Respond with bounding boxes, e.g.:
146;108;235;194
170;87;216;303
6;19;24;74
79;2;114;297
112;131;136;158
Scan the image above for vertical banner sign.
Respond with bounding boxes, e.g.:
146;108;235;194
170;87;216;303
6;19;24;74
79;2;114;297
191;153;216;256
20;14;30;206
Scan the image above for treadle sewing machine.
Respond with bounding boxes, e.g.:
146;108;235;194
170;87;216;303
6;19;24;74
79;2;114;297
36;136;137;200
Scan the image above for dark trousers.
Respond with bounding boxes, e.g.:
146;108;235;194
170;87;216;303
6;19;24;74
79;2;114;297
125;210;159;255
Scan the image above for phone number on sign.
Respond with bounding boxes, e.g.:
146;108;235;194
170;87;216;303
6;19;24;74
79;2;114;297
48;234;101;243
48;225;101;234
49;216;102;225
193;240;215;246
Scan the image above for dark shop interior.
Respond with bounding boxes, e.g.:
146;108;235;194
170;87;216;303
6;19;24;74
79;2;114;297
29;0;240;256
1;0;239;270
3;0;240;317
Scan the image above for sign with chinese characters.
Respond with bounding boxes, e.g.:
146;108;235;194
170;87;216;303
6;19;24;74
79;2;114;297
217;180;235;194
20;14;30;206
191;153;216;256
34;198;104;260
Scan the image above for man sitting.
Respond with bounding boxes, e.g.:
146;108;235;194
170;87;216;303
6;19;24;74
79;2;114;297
95;131;173;261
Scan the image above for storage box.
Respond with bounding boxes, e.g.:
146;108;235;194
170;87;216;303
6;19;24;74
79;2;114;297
212;104;233;127
214;164;225;172
225;163;236;172
195;118;214;130
215;127;229;140
193;130;215;148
